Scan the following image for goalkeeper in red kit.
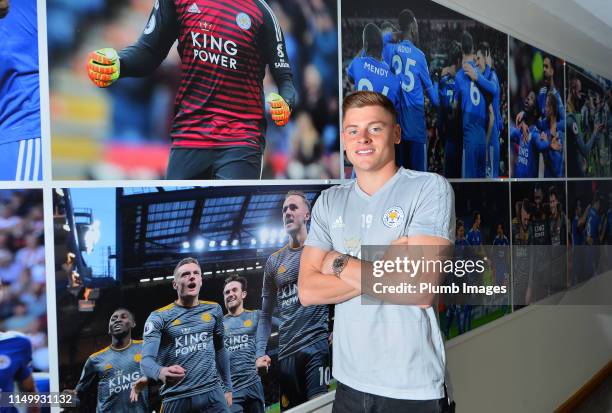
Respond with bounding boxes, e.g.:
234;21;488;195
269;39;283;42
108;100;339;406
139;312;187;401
87;0;296;180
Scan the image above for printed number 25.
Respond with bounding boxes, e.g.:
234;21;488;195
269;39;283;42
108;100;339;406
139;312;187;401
357;78;390;97
392;56;416;92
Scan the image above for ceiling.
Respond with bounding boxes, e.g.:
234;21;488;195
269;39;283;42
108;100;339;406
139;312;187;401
432;0;612;79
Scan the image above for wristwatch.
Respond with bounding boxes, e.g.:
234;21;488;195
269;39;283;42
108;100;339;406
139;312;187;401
332;254;349;278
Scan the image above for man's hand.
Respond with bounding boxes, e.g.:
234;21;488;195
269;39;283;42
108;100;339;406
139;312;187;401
463;63;478;81
225;392;233;407
266;93;291;126
0;0;9;18
516;111;525;126
86;48;120;88
159;365;186;385
256;355;271;374
130;377;148;403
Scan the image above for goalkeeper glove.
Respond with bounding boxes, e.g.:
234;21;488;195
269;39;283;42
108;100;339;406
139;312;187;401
86;48;120;88
266;93;291;126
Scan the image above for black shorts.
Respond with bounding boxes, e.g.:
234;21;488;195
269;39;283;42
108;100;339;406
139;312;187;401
161;387;229;413
231;381;265;413
166;145;263;180
332;382;453;413
279;339;330;411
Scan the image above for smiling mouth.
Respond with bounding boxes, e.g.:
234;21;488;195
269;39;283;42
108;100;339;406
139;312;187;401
112;323;123;331
355;149;374;155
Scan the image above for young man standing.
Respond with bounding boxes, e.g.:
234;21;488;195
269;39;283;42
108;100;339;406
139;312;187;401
222;275;266;413
72;308;148;412
256;191;330;411
141;257;232;412
299;91;454;412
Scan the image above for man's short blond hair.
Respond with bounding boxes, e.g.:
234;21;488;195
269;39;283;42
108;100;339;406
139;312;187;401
342;91;397;123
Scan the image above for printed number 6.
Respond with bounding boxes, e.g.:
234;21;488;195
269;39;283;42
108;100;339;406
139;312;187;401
470;81;481;106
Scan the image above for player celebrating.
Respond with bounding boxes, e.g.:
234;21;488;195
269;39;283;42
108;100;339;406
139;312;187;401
437;41;463;178
537;55;564;130
86;1;296;180
0;331;39;413
71;308;148;413
383;9;438;171
256;191;330;411
510;91;549;178
0;0;42;181
512;199;534;307
347;23;400;111
463;42;502;178
454;31;487;178
222;275;266;413
141;257;232;412
548;186;567;293
539;92;564;177
492;224;509;287
444;220;469;339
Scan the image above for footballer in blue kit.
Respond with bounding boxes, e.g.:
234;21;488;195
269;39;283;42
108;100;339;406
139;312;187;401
454;32;488;178
0;331;38;413
536;55;565;132
539;93;564;177
347;23;401;112
0;0;42;181
510;92;550;178
437;41;463;178
383;9;438;171
492;224;510;286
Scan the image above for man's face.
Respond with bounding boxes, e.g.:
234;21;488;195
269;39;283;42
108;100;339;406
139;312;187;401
173;262;202;299
543;57;553;81
476;50;486;73
283;195;310;235
108;309;134;336
549;194;559;217
524;91;536;112
521;206;531;228
474;214;481;228
534;189;543;209
457;225;465;238
223;281;246;312
497;224;503;236
342;105;400;173
571;79;582;97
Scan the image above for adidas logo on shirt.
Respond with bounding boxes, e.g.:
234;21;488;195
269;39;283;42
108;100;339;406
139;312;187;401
332;216;345;229
188;3;200;13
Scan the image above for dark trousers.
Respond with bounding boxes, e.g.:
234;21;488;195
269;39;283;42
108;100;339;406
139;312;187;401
166;146;262;180
332;382;453;413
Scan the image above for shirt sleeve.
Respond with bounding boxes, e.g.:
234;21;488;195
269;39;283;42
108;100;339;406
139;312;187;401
259;0;297;110
255;256;277;357
304;191;333;251
421;56;439;108
213;305;232;391
405;174;455;241
14;337;33;383
75;356;97;396
118;0;179;77
140;312;164;380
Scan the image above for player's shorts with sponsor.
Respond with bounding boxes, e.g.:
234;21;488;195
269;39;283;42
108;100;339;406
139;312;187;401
0;138;43;181
279;338;330;411
166;144;263;180
397;140;427;172
462;143;486;178
231;381;265;413
160;387;229;413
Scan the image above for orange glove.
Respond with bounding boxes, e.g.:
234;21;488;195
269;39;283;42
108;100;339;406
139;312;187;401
86;48;120;88
266;93;291;126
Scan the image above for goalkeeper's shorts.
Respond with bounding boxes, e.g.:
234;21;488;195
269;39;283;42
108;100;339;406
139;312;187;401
0;137;43;181
166;145;263;180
